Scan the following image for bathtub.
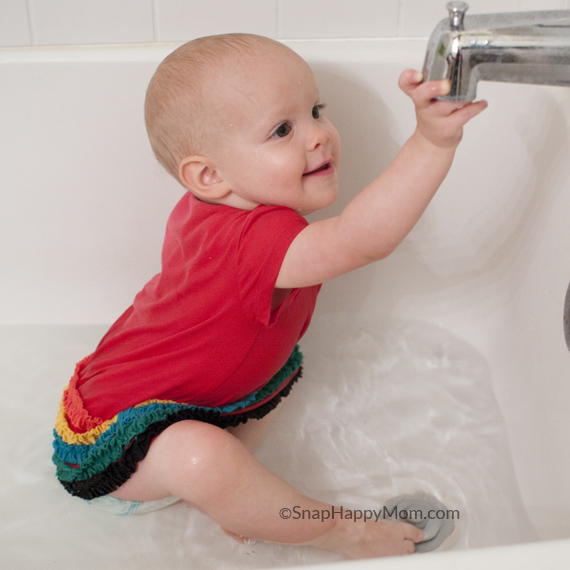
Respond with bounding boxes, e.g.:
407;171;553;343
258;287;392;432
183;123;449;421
1;39;569;569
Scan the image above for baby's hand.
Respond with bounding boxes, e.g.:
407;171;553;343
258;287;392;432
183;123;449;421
399;69;488;150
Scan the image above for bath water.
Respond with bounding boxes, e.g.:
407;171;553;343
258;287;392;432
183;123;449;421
1;318;535;569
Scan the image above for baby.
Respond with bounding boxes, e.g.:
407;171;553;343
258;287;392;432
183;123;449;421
52;33;486;559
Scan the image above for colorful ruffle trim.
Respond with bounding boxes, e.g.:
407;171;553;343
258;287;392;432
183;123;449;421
53;345;302;500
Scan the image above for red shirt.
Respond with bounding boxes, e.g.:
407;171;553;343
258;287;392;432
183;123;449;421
76;193;320;423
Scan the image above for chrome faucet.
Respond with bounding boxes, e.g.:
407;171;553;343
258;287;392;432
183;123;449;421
422;2;570;101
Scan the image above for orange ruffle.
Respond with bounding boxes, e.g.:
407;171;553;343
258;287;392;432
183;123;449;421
61;355;104;433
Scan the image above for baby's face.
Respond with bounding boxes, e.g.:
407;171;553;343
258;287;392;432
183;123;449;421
206;48;341;215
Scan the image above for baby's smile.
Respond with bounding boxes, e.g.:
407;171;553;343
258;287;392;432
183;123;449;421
303;161;334;177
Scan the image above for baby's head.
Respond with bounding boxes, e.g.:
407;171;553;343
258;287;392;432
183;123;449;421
145;33;340;215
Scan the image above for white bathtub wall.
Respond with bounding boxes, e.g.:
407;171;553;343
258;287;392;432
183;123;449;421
1;0;570;47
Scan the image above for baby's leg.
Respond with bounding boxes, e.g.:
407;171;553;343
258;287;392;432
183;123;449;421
226;406;281;454
111;420;423;558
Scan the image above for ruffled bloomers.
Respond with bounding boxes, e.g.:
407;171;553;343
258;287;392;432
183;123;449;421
52;346;303;500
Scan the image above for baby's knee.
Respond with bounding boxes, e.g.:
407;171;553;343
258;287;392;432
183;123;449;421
142;419;256;508
154;421;240;483
160;420;234;464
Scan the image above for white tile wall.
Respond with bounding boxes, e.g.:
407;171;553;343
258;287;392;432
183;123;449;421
0;0;569;47
30;0;154;45
0;0;31;46
278;0;398;39
400;0;520;37
520;0;568;8
155;0;277;41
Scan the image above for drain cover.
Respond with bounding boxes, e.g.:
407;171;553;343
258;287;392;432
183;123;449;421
564;285;570;350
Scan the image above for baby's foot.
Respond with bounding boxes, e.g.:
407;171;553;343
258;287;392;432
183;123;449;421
383;493;455;553
307;518;424;559
221;527;257;546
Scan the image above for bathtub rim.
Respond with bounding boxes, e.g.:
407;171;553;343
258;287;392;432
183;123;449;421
0;37;428;64
276;538;570;570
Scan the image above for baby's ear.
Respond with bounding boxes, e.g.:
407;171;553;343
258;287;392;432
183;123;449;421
179;156;229;201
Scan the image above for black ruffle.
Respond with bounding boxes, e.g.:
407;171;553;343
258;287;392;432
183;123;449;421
61;368;301;500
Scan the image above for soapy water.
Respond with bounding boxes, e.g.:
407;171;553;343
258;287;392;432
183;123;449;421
1;319;536;569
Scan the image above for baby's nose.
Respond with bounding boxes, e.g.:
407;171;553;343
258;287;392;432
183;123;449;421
307;124;329;150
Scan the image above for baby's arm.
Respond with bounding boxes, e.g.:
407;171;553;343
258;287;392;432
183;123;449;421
276;70;488;289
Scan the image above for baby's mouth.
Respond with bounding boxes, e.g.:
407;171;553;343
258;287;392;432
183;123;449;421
303;161;332;176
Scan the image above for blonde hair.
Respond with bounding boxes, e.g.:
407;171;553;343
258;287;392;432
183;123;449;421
144;34;291;182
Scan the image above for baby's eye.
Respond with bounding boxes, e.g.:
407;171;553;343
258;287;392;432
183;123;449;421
272;122;291;138
312;103;326;119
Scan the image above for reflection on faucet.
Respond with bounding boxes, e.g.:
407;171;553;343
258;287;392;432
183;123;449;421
422;2;570;102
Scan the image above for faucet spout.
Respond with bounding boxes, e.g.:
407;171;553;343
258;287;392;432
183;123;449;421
422;2;570;101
